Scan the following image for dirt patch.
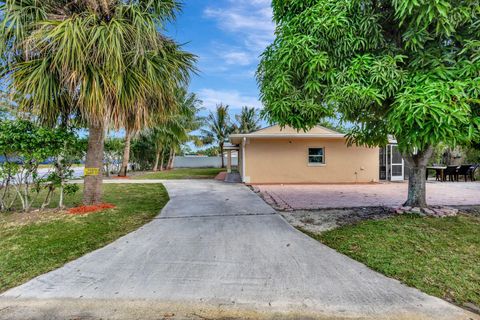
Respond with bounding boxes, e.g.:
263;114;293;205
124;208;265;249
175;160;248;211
454;205;480;218
0;209;69;228
281;205;480;234
280;207;394;233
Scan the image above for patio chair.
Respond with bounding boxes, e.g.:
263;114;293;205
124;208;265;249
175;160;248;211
443;165;459;182
468;164;479;181
457;164;472;181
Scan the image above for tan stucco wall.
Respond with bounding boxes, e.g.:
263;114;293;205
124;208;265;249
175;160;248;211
244;138;379;184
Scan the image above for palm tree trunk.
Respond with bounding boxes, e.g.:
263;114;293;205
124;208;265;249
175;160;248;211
220;142;225;168
160;150;165;171
118;129;132;177
167;149;175;170
403;146;434;208
83;121;105;205
171;150;176;169
153;147;161;171
167;149;172;169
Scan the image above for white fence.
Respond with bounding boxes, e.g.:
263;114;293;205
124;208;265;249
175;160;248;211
173;156;238;168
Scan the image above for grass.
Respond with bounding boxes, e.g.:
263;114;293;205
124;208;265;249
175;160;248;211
306;214;480;308
38;163;84;169
135;167;225;179
0;183;168;292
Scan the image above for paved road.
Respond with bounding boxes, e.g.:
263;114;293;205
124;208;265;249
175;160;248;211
0;180;477;320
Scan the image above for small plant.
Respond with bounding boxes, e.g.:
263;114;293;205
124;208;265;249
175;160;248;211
0;119;83;212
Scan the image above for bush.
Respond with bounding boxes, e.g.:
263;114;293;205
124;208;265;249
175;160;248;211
0;120;83;212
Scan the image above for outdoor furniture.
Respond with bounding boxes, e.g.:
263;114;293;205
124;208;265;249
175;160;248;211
426;166;446;181
457;164;473;181
468;164;479;181
444;165;460;182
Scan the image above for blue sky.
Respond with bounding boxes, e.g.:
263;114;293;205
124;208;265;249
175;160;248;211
166;0;275;115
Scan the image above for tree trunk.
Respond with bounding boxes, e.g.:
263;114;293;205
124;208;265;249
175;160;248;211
220;142;224;168
83;122;105;205
166;149;172;170
104;162;110;177
160;150;165;171
59;183;64;209
118;129;132;177
153;148;161;172
402;146;434;208
405;166;427;207
169;150;176;169
167;149;175;170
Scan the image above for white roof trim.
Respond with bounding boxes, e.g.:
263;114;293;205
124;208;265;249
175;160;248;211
224;145;240;150
230;133;345;139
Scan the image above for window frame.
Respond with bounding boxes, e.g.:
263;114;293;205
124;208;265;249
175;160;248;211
307;147;326;166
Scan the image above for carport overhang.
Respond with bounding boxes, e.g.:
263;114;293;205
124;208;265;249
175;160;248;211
223;143;239;173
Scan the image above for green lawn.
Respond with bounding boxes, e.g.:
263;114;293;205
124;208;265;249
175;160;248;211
306;214;480;308
135;167;225;179
0;183;168;292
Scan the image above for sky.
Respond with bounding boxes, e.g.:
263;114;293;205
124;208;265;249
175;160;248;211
166;0;275;116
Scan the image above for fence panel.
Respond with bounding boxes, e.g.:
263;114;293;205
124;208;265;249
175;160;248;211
173;156;238;168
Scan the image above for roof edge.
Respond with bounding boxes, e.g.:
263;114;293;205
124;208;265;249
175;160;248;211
229;133;346;139
247;124;342;135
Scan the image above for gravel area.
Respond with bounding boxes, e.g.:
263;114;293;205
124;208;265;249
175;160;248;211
280;207;394;233
280;206;480;234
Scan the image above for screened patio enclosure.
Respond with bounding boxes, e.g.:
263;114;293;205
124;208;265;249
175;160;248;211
379;144;407;181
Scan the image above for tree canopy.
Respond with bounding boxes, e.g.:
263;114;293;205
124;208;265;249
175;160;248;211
258;0;480;154
201;104;232;167
0;0;195;130
0;0;196;204
232;106;261;134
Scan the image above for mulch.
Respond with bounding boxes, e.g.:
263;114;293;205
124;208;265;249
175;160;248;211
214;172;227;181
68;203;116;215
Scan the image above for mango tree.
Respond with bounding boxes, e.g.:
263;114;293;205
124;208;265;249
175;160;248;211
258;0;480;207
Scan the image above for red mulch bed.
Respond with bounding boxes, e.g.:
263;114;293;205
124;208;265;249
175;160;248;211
68;203;116;215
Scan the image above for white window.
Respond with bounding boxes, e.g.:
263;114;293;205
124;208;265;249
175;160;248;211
308;148;325;165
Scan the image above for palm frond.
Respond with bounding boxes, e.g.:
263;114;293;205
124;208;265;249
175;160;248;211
1;0;196;130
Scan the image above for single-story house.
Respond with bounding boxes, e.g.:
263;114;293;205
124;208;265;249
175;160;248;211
227;125;405;184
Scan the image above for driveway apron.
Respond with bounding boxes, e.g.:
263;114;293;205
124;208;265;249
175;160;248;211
0;180;476;320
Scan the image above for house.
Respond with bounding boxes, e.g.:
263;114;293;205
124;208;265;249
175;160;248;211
227;125;404;184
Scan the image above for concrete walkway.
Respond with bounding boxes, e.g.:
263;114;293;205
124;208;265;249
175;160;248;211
0;180;476;320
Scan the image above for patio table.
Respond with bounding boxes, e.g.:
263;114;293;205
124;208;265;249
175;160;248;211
426;166;447;181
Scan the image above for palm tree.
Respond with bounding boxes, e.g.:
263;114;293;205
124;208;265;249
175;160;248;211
1;0;195;204
148;123;184;172
117;127;134;177
201;104;232;168
232;106;261;133
140;88;203;171
117;88;201;176
0;91;10;118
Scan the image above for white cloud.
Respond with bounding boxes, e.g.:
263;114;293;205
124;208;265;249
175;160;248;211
204;8;273;34
204;1;275;54
221;50;253;66
198;88;263;110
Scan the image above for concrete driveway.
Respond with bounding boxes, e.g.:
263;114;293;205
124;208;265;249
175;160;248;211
256;182;480;210
0;180;476;320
